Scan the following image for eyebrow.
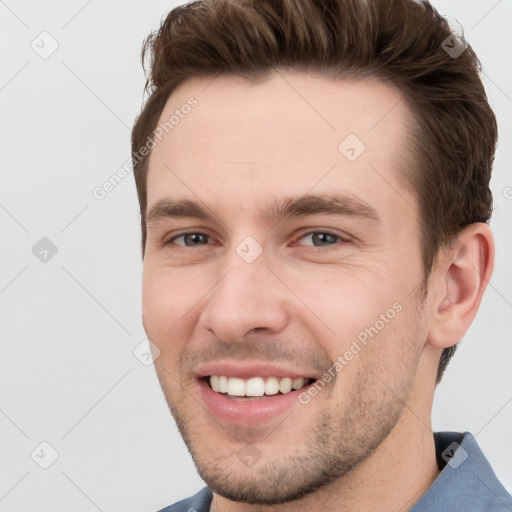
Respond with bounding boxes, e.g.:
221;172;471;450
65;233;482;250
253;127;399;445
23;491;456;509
146;193;381;228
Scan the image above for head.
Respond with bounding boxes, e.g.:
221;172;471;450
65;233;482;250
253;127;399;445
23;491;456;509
132;0;496;505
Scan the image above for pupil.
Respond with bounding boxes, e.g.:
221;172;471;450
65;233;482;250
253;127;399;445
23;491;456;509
313;233;336;246
186;233;206;246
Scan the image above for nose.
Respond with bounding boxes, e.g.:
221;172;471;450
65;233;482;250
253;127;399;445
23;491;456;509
197;248;289;344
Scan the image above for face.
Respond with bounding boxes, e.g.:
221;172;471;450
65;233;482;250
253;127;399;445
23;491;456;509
142;72;430;504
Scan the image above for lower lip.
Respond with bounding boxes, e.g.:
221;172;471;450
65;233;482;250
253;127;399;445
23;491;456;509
198;378;310;426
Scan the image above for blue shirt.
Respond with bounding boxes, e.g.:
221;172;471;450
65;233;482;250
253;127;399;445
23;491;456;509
156;431;512;511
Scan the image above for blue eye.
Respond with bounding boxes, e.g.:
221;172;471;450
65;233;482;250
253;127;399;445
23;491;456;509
169;232;211;247
166;230;347;249
298;231;344;247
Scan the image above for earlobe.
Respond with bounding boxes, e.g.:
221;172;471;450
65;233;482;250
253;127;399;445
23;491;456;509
427;223;495;349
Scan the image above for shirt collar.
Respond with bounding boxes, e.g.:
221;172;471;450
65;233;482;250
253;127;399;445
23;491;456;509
411;431;512;511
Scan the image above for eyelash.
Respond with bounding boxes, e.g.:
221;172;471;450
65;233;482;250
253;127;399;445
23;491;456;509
165;230;349;250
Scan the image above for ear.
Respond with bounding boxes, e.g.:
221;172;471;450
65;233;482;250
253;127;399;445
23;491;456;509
427;223;495;349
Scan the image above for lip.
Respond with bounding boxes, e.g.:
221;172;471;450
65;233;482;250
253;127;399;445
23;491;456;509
197;377;314;426
194;360;320;380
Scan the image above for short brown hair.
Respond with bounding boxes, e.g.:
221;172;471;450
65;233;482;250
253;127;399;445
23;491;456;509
131;0;497;384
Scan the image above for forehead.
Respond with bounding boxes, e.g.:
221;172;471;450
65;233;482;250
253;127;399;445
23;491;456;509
146;71;417;225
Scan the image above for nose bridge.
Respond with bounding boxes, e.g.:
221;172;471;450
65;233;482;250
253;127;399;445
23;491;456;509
199;241;288;343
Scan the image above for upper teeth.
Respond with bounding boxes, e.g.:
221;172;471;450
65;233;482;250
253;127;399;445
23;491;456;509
209;376;309;396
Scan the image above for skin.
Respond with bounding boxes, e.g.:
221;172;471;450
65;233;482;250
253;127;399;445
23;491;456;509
141;72;494;512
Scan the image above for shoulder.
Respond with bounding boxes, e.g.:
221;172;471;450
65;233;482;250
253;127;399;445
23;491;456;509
154;486;213;512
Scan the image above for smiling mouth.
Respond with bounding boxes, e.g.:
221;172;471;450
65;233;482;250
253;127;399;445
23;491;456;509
204;375;315;400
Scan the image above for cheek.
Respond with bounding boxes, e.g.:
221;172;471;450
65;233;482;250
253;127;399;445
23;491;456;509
287;268;419;381
142;268;192;348
330;309;420;408
142;264;217;356
283;265;399;336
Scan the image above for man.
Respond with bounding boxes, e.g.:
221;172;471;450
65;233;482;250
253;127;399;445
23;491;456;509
130;0;512;510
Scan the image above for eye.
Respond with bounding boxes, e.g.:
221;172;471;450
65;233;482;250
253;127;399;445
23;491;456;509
165;230;348;249
295;230;348;248
167;232;212;247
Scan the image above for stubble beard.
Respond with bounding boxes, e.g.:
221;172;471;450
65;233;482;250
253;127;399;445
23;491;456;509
154;342;421;506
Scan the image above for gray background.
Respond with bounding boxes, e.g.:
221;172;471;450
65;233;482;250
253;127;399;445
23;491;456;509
1;1;511;511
